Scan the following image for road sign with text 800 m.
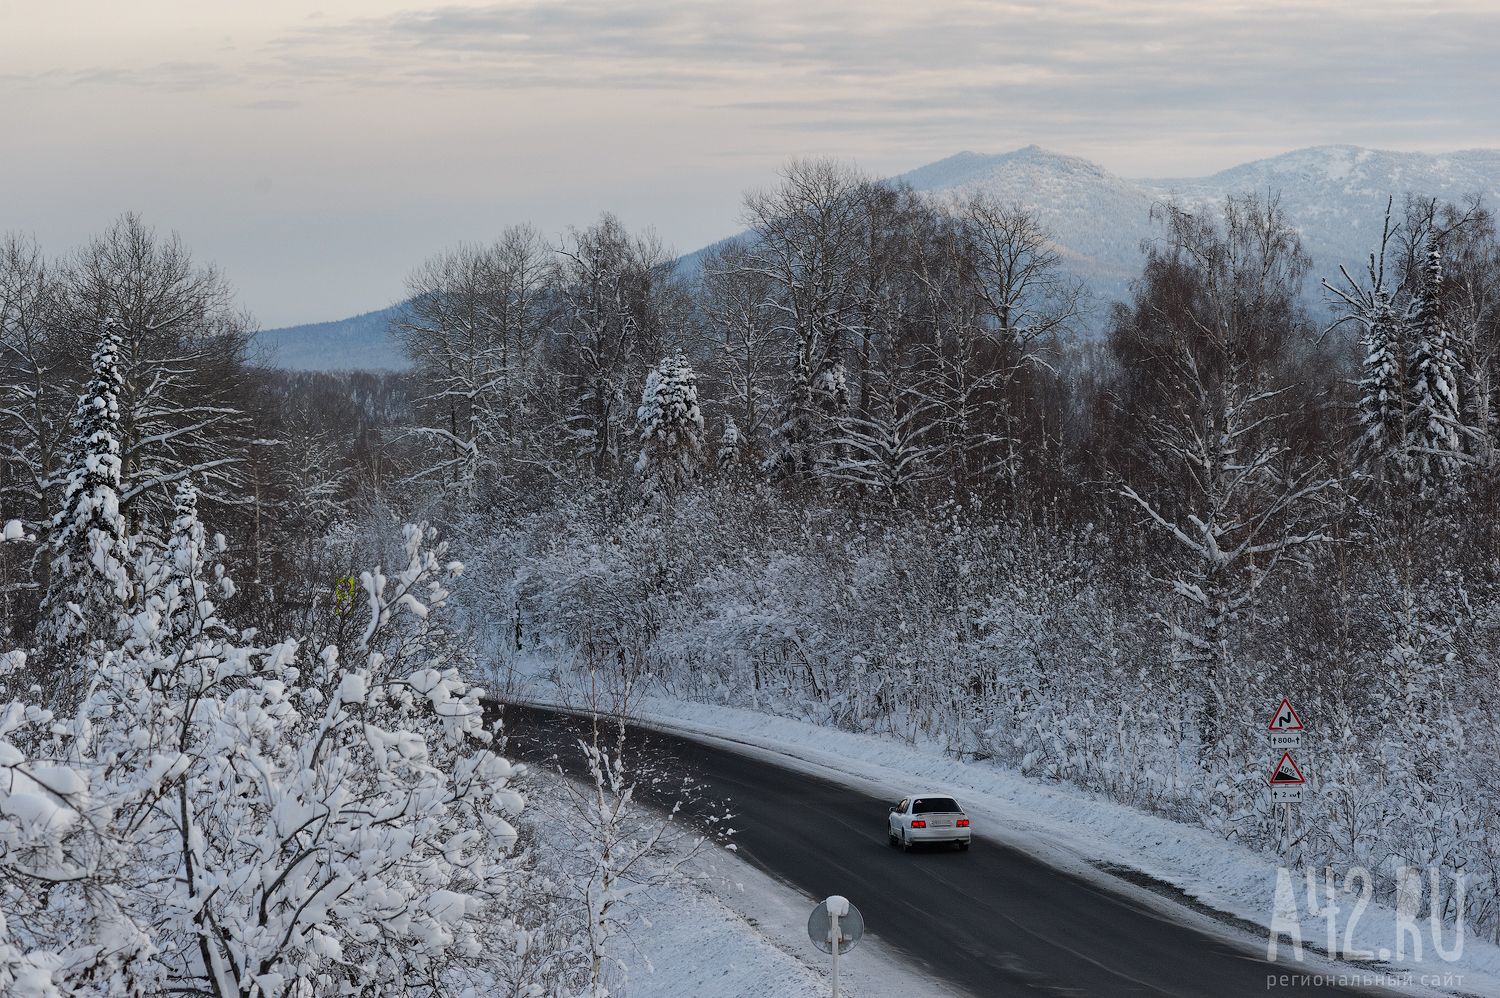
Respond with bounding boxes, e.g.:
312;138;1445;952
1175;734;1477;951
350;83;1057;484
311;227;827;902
1267;696;1304;748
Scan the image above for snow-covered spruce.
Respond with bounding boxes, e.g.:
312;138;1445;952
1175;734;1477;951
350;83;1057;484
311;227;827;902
1407;242;1465;491
635;351;704;504
715;416;742;476
0;520;528;998
35;322;133;670
1357;292;1410;474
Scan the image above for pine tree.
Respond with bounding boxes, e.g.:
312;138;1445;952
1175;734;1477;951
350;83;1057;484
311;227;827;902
1407;242;1464;490
157;479;232;648
37;322;134;666
1356;291;1410;476
717;415;743;475
635;352;704;503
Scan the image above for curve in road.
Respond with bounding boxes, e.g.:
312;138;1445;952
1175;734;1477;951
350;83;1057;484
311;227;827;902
499;703;1380;998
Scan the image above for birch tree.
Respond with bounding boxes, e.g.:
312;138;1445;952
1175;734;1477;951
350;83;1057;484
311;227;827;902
395;226;549;497
556;215;684;479
548;678;729;998
698;240;779;470
955;194;1084;487
0;235;66;636
741;159;867;482
0;235;67;541
1115;197;1337;751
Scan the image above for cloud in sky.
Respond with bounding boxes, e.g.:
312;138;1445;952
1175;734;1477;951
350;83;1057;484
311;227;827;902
1;0;1496;326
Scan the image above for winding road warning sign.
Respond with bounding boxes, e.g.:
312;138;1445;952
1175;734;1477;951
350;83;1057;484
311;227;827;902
1267;697;1304;732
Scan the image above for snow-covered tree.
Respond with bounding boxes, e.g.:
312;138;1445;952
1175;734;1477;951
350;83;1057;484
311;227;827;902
953;193;1083;487
155;478;233;649
698;241;778;470
557;216;685;479
1358;292;1410;473
635;352;704;503
549;677;728;998
35;322;134;674
1117;198;1336;751
0;234;66;545
60;214;254;528
1368;578;1472;891
1328;202;1478;491
1325;199;1416;479
742;159;867;481
716;416;743;476
1407;242;1465;490
0;235;65;638
395;227;549;498
0;521;531;997
823;385;940;503
1435;198;1500;469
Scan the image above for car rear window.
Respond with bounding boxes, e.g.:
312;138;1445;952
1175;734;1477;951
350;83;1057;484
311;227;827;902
912;797;961;814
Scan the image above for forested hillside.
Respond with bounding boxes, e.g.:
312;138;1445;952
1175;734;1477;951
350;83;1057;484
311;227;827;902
3;156;1499;992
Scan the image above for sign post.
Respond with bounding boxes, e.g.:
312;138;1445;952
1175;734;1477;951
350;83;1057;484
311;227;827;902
808;896;864;998
1265;697;1308;852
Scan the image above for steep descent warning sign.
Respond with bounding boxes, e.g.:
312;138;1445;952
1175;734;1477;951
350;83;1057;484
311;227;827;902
1268;750;1306;785
1267;697;1304;732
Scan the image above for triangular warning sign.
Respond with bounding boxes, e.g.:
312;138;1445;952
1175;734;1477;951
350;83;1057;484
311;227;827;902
1268;750;1306;785
1266;696;1304;732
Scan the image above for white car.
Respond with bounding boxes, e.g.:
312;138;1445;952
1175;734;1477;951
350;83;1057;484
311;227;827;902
888;793;971;851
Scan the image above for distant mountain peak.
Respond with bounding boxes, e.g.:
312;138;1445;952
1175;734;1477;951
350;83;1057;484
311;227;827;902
1168;143;1500;189
258;143;1500;370
894;144;1124;196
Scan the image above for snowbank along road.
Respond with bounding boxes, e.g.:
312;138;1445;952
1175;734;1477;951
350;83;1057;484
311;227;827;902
496;702;1387;998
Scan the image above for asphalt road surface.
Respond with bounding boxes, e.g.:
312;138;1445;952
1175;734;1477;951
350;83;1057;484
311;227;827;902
498;702;1378;998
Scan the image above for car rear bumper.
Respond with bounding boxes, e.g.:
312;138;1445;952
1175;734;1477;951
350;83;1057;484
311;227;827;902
909;826;970;842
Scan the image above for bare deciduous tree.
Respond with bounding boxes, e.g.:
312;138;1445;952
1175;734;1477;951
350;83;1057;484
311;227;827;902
1115;196;1337;752
396;226;550;496
59;214;255;528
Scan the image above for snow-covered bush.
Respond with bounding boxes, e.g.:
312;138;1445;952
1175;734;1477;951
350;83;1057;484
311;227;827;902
0;506;530;996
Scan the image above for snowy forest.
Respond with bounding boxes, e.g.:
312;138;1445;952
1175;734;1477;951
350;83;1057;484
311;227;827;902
3;158;1500;993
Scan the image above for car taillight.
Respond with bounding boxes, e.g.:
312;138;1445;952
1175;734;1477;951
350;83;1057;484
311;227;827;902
911;820;926;828
957;819;969;827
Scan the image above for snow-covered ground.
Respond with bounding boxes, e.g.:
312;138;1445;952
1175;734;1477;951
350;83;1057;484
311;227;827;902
507;683;1500;998
611;873;826;998
617;846;959;998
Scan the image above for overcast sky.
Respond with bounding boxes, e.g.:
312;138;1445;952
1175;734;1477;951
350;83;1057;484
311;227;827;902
2;0;1497;327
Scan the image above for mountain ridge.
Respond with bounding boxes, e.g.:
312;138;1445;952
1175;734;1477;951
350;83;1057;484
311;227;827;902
255;144;1500;371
